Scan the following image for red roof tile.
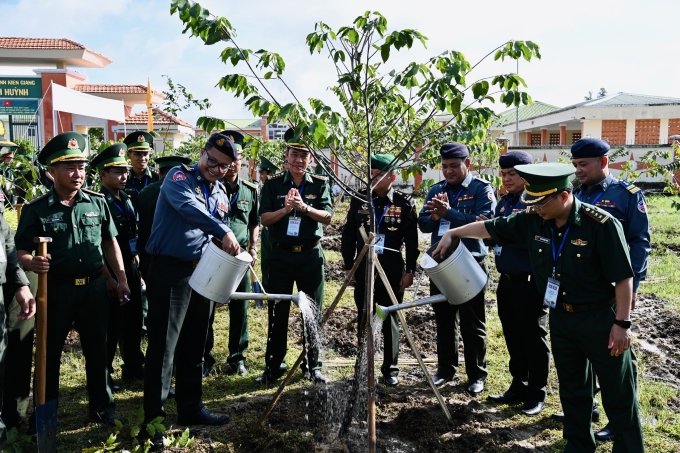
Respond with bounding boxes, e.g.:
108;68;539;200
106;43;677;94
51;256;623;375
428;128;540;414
121;108;193;128
0;37;111;61
74;84;164;97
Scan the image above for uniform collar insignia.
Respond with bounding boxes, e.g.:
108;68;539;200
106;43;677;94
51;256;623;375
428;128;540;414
195;186;202;194
571;239;588;246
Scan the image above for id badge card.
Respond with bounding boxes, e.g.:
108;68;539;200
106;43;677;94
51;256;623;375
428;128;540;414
494;245;502;257
287;217;301;237
438;220;451;236
129;237;139;255
543;278;560;308
375;234;385;255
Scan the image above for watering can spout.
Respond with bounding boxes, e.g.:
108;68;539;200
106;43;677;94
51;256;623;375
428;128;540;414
374;294;449;319
375;305;387;321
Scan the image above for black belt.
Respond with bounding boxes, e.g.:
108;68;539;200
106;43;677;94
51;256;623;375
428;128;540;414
151;255;199;269
272;240;320;253
48;269;102;286
559;298;615;313
502;273;532;282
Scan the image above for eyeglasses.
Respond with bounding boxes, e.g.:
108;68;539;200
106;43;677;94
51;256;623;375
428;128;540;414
533;194;558;211
204;150;235;172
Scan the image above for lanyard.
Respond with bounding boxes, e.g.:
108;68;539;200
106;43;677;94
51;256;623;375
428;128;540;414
578;189;604;206
228;187;240;210
372;200;391;230
550;224;571;278
202;182;218;217
290;182;305;216
446;186;465;206
132;175;150;195
112;198;135;235
504;198;522;217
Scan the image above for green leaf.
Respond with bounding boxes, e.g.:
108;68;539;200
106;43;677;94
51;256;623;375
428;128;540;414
130;425;141;438
146;424;156;437
154;423;166;433
135;406;144;425
264;71;273;79
380;44;390;63
179;428;190;446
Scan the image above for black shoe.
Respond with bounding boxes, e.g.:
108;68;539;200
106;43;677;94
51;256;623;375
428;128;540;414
432;370;454;387
229;363;248;376
551;412;565;422
177;406;230;426
2;416;21;431
255;371;274;385
384;376;399;387
137;430;164;451
552;404;600;423
202;364;213;378
167;387;176;399
595;423;615;442
467;380;485;395
311;370;326;384
487;389;522;404
520;401;544;416
110;383;123;394
94;413;126;426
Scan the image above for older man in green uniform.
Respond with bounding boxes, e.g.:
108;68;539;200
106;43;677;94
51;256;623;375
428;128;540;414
256;132;333;384
257;156;278;294
203;131;259;377
123;132;159;210
341;154;419;387
434;163;644;453
91;144;145;391
15;132;131;426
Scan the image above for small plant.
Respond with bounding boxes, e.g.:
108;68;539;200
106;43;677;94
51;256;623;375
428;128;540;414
3;427;31;453
163;428;195;448
81;419;123;453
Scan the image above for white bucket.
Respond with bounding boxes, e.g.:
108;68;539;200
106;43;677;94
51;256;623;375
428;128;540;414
420;239;487;305
189;241;253;303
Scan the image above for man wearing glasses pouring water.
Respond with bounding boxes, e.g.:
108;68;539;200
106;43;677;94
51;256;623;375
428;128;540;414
432;162;644;453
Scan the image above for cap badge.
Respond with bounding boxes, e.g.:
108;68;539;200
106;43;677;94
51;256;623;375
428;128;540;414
216;138;226;146
67;138;78;149
138;135;146;143
119;149;125;157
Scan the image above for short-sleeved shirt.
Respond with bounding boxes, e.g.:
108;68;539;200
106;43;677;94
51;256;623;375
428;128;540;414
145;164;231;261
418;172;496;259
484;198;633;305
15;187;117;277
125;167;159;211
223;176;260;248
100;186;137;262
574;174;650;291
259;170;333;244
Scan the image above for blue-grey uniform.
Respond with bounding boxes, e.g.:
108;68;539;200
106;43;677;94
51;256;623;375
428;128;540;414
573;174;650;292
417;142;496;386
143;142;234;427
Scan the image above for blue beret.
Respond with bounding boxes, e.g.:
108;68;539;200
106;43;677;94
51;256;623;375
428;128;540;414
570;138;610;159
206;133;240;159
499;151;533;169
440;142;469;159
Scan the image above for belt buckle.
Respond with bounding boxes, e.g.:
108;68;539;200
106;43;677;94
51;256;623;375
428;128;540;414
75;278;86;286
292;245;302;253
563;303;573;313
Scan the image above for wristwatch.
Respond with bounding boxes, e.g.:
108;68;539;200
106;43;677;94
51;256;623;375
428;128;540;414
305;204;312;213
613;319;632;329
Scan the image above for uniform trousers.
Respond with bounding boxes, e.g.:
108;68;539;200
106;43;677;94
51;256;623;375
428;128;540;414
430;260;488;382
44;276;114;417
260;227;271;290
106;261;144;379
264;244;324;375
144;261;213;421
550;304;643;453
353;255;402;378
0;285;10;444
496;273;550;402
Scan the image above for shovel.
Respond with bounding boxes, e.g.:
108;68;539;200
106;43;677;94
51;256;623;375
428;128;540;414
249;267;264;308
33;237;56;453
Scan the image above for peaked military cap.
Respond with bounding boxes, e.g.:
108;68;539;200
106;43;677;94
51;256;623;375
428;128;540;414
440;142;469;159
514;162;575;204
155;155;192;170
571;138;610;159
283;127;309;152
206;133;240;159
37;131;88;166
371;154;396;171
499;151;533;169
124;131;155;151
258;156;278;172
91;143;130;171
219;130;245;150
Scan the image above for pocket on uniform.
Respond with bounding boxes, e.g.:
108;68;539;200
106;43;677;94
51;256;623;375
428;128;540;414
80;215;102;243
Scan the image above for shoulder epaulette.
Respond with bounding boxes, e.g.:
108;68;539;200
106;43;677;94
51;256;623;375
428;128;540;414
394;190;413;203
436;179;447;186
268;171;285;180
473;176;492;185
83;189;105;198
310;173;328;181
583;205;611;224
24;192;50;205
619;179;641;194
182;164;194;172
242;179;258;190
526;206;538;214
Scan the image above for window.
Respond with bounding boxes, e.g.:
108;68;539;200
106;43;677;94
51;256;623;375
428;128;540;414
668;119;680;142
571;133;581;144
634;119;660;145
267;123;287;141
549;133;560;146
530;134;541;146
601;120;627;145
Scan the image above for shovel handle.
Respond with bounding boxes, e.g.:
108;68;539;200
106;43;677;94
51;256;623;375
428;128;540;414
34;237;51;406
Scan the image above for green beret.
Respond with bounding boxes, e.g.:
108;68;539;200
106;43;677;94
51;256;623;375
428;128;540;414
91;143;130;172
514;163;575;205
258;156;278;172
124;131;155;151
219;130;245;150
155;155;192;170
371;154;396;171
37;132;88;166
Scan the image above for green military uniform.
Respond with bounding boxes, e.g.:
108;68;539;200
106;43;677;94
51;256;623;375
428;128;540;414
257;156;278;291
92;144;145;381
15;132;118;421
340;155;419;380
483;163;643;453
123;132;159;211
204;175;259;370
259;168;333;379
0;148;16;206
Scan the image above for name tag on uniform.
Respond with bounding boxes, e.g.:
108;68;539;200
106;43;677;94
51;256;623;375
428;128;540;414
543;278;560;308
375;234;385;255
494;245;502;257
287;217;301;237
438;220;451;236
129;238;138;255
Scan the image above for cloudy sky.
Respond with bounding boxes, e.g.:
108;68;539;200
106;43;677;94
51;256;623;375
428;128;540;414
1;0;678;126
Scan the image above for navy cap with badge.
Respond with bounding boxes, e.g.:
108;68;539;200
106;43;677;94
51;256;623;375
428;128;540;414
440;142;469;159
206;133;240;159
570;138;610;159
499;150;533;169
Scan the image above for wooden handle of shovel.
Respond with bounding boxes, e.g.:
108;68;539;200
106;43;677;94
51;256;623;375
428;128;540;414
34;237;51;406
